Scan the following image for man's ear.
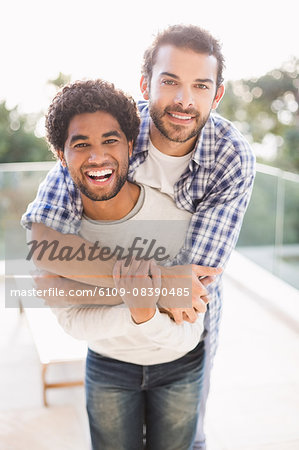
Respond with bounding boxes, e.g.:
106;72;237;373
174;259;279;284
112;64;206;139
212;84;225;110
57;149;67;167
140;75;149;100
128;141;133;157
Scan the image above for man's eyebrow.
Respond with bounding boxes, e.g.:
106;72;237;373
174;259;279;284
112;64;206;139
160;72;180;79
160;72;214;84
70;135;88;144
194;78;214;84
102;131;122;139
69;131;122;144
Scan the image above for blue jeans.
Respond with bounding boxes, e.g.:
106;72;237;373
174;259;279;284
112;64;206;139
85;341;205;450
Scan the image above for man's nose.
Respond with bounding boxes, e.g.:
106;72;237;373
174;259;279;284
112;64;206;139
87;146;107;163
174;86;194;109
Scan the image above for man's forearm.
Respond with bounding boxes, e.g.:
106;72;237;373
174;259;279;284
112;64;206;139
30;224;221;311
30;223;115;287
33;272;123;306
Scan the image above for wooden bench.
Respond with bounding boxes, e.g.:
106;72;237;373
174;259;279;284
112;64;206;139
24;308;87;407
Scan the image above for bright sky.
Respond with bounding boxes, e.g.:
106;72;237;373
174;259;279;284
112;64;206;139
1;0;298;115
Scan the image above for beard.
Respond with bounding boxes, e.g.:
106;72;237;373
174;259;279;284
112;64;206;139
149;103;210;143
75;172;127;201
69;158;129;202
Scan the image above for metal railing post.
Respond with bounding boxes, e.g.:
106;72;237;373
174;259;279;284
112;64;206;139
273;172;285;276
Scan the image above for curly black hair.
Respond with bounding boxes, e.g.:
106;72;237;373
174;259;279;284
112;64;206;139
142;24;225;88
45;79;140;157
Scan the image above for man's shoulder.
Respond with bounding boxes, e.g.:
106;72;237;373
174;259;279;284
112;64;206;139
137;100;149;117
35;161;66;198
211;114;250;149
209;114;255;170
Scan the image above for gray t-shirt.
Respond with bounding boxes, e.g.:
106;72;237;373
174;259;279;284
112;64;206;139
54;184;204;365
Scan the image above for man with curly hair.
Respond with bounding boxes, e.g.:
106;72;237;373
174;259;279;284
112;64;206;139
27;79;221;450
22;25;255;449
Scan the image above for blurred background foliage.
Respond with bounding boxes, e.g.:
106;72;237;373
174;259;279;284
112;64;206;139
218;57;299;173
0;63;298;168
1;63;298;168
0;102;50;163
0;73;71;163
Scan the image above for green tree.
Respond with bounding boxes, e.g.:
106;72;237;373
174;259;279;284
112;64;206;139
0;72;71;163
218;57;299;173
0;101;51;163
48;72;71;89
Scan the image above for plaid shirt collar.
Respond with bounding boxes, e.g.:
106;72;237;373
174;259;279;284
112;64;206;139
134;101;216;170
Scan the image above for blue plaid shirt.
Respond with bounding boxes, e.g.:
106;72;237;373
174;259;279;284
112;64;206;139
21;101;255;360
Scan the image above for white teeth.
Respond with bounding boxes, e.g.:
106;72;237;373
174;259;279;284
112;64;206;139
170;113;192;120
87;169;112;177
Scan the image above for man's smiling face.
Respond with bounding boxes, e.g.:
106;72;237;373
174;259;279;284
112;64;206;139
60;110;132;203
142;45;224;146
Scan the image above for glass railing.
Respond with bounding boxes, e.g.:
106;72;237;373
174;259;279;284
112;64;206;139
237;163;299;290
0;161;55;259
1;161;299;289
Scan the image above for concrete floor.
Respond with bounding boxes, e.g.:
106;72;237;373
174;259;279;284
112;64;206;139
205;275;299;450
1;269;299;449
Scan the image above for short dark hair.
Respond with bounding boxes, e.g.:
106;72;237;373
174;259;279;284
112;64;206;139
142;24;225;88
45;79;140;157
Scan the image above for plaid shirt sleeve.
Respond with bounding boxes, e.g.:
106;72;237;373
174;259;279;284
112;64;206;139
21;161;82;234
171;124;256;268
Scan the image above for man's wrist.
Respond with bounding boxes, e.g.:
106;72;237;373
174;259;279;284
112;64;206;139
130;308;156;324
